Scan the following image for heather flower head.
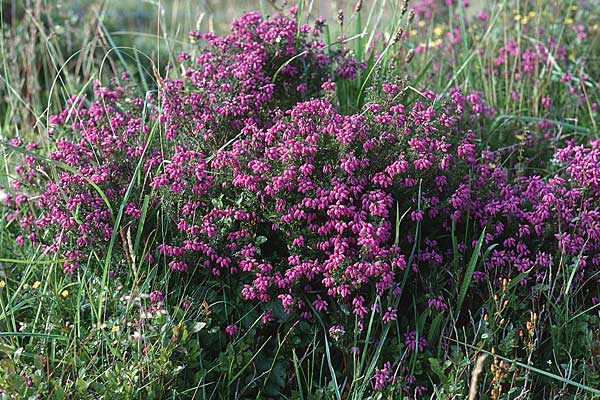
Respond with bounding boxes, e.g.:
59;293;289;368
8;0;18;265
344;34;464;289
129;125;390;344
404;331;428;352
225;324;239;337
382;307;398;323
555;140;600;196
427;295;448;312
328;325;346;341
373;361;395;391
149;291;164;303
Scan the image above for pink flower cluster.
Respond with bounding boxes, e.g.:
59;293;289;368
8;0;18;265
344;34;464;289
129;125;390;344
6;80;157;273
159;91;486;320
160;11;359;148
450;140;600;286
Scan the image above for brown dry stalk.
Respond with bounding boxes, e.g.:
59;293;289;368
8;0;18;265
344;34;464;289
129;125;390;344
468;354;489;400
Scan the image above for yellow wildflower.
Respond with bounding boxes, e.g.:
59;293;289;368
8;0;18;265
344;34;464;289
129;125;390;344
33;281;41;289
514;14;521;22
111;325;120;333
565;18;573;25
0;280;5;288
61;289;69;298
433;26;443;36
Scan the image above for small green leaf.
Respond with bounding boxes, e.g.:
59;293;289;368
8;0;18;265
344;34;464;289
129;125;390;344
429;357;448;385
457;228;487;313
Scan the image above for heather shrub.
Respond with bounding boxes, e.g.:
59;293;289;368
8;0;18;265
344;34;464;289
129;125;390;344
5;19;502;395
6;10;360;277
470;140;600;283
161;11;361;149
149;86;507;397
157;86;495;317
5;78;159;274
3;2;600;399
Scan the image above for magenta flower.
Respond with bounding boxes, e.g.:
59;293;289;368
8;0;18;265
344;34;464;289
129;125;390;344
149;291;164;303
225;324;239;337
